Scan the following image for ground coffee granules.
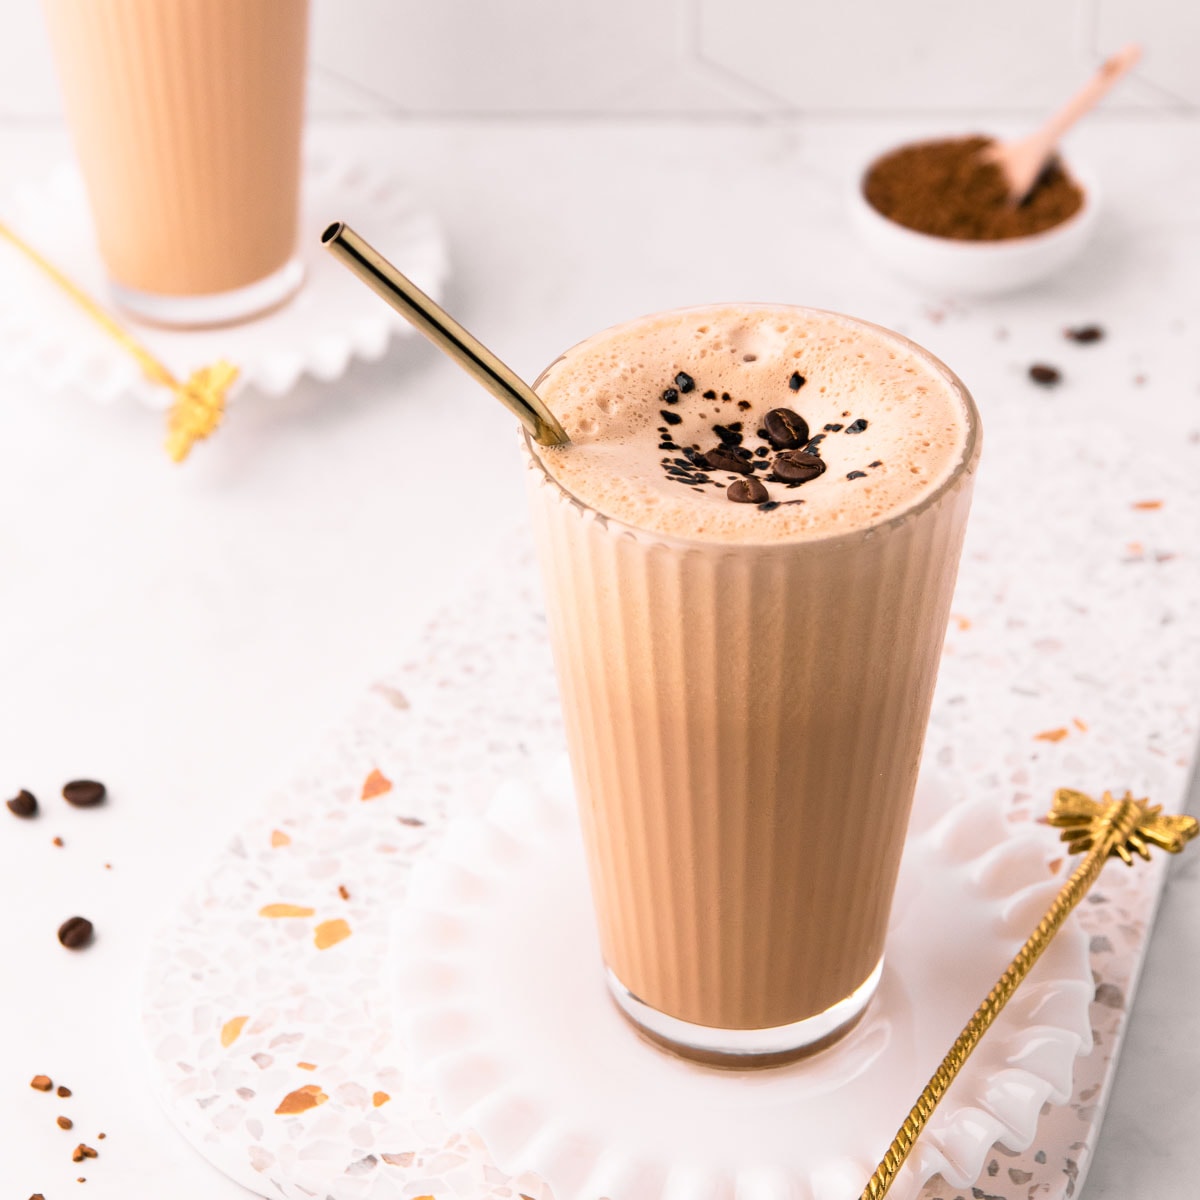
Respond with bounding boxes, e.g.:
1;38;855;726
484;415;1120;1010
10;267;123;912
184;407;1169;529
863;135;1085;240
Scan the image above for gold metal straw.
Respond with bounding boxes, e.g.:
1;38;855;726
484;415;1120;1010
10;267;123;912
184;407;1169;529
860;788;1197;1200
0;218;237;463
321;222;569;447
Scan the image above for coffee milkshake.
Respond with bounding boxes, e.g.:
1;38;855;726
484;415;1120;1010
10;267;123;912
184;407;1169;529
525;304;980;1063
43;0;309;326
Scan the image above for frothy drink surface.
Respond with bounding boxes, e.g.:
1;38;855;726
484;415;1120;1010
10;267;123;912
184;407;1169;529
533;305;970;542
525;304;979;1054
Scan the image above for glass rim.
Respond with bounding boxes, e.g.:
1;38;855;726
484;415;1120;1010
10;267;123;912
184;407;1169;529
523;303;982;552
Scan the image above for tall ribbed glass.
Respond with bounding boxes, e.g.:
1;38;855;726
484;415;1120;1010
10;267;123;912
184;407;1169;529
524;314;980;1064
42;0;309;326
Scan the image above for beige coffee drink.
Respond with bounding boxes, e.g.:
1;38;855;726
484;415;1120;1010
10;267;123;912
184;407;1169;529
43;0;309;327
525;304;980;1064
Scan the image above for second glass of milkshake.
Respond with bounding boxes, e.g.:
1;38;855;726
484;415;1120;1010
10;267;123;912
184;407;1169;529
525;304;980;1065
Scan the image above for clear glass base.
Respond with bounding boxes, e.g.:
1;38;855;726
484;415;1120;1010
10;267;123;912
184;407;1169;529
109;257;304;329
607;957;883;1067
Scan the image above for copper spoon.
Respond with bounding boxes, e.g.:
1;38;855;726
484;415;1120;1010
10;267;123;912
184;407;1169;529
982;43;1141;204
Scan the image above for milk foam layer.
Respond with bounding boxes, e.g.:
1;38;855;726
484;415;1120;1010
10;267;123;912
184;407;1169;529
533;305;972;543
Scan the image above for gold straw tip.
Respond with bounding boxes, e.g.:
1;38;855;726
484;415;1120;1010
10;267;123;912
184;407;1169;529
320;221;344;245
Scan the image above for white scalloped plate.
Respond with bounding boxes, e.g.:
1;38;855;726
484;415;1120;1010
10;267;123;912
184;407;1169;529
0;156;447;406
393;756;1093;1200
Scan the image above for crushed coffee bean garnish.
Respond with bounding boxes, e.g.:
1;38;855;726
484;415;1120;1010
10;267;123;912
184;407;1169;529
864;135;1084;240
72;1144;98;1163
754;446;769;457
661;387;678;404
805;433;826;451
823;423;843;432
58;916;94;950
758;501;781;512
31;1075;53;1092
847;470;868;480
712;422;743;445
869;460;883;468
58;1086;72;1098
1029;364;1061;386
763;408;809;450
674;372;695;393
772;450;827;484
660;409;682;426
52;836;64;847
788;372;805;391
337;884;350;900
702;447;754;475
845;418;868;434
1064;324;1104;343
702;389;717;400
63;780;105;808
737;400;751;410
727;477;769;504
7;789;37;818
58;1115;74;1130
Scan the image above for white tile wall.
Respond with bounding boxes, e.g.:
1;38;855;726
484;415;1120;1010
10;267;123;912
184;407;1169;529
0;0;1195;119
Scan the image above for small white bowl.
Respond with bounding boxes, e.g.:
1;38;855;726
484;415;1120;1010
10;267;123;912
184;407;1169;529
850;145;1099;297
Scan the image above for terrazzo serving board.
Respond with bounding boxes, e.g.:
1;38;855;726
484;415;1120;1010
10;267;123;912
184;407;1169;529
141;397;1200;1200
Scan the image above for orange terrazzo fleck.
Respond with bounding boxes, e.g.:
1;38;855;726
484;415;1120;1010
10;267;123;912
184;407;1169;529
951;613;971;631
259;903;316;919
297;1062;317;1071
361;769;393;800
275;1084;327;1115
1073;717;1089;732
1035;728;1069;743
314;918;351;950
1132;500;1163;510
270;829;292;847
372;1091;391;1107
220;1016;249;1047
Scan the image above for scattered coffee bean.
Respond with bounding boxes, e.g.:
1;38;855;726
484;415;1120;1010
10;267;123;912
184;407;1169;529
31;1075;53;1092
674;372;695;393
727;477;769;504
702;447;754;475
97;1133;106;1140
847;470;868;480
763;408;809;450
1064;324;1104;343
758;501;781;512
823;423;843;432
58;916;94;950
30;1193;46;1199
58;1115;74;1130
63;780;105;808
72;1144;98;1162
869;460;883;468
788;372;805;391
754;446;769;457
845;418;869;434
772;451;827;484
7;789;37;818
660;409;682;426
661;387;679;404
712;423;743;446
1029;364;1061;386
702;389;716;400
57;1086;72;1098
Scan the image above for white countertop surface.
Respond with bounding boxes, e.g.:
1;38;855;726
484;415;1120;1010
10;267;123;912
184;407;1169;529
0;114;1196;1199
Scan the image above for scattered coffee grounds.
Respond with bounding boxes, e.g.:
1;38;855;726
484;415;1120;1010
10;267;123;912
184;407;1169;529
869;460;883;468
52;836;64;847
1065;324;1104;343
763;408;809;450
727;477;769;504
847;470;868;480
337;884;350;900
823;423;843;432
63;780;106;808
57;1086;72;1098
758;501;781;512
661;387;678;404
772;451;827;484
1029;364;1062;386
702;389;717;400
788;372;806;391
863;136;1084;240
58;1115;74;1130
72;1144;98;1162
737;400;751;411
7;789;37;818
660;409;682;426
97;1133;106;1140
58;916;94;950
31;1075;53;1092
845;418;869;434
674;371;695;393
702;447;754;475
30;1193;46;1199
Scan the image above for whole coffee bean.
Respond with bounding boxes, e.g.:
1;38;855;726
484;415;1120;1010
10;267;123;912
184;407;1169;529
727;477;769;504
62;780;106;808
772;450;827;484
702;447;754;475
57;916;94;950
7;789;37;818
763;408;809;450
1028;364;1061;386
